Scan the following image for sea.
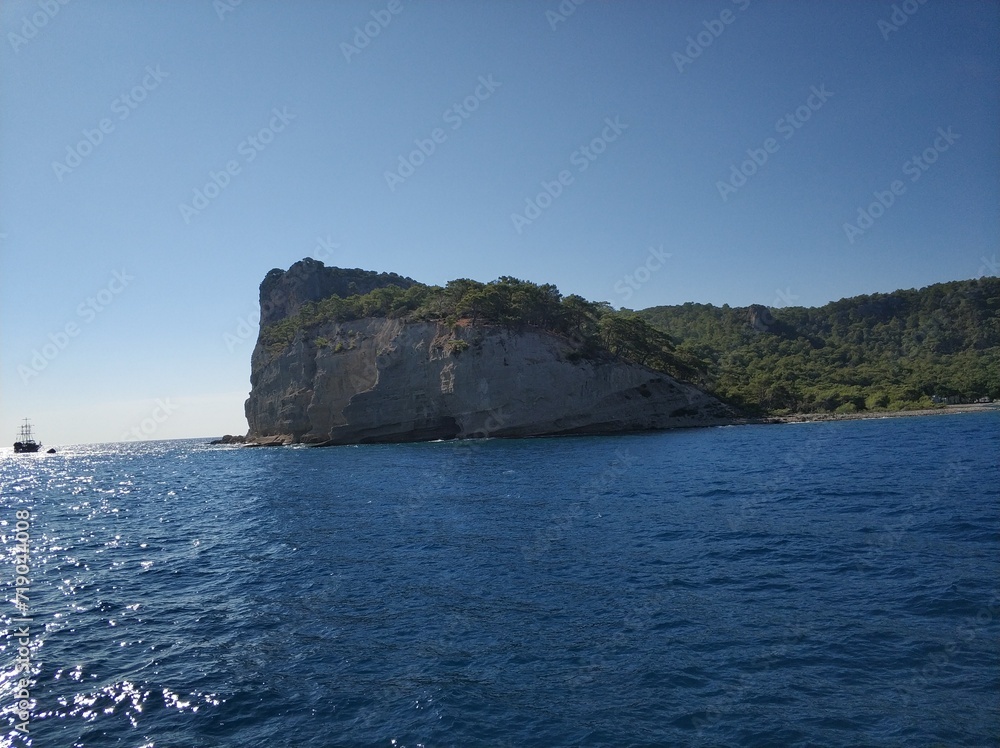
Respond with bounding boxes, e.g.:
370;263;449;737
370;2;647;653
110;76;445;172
1;411;998;747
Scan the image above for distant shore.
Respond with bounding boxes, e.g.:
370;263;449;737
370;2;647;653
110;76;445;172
759;402;999;425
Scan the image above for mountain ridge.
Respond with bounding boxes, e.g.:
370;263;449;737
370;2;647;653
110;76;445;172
637;276;1000;413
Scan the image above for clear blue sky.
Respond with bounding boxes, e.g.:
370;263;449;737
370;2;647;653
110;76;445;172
2;0;997;445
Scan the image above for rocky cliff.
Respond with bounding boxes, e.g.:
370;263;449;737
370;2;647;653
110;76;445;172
257;258;417;327
244;261;735;445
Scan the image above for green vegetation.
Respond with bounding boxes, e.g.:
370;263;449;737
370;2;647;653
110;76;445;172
638;277;1000;414
260;276;692;379
259;273;999;417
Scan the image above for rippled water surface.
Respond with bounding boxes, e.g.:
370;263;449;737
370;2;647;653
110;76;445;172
1;412;998;746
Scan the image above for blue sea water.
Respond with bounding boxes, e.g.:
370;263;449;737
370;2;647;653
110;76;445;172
1;411;998;747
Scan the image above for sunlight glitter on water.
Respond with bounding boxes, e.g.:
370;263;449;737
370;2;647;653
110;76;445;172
0;424;997;746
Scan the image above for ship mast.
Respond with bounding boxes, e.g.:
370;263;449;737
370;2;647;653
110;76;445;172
19;419;34;442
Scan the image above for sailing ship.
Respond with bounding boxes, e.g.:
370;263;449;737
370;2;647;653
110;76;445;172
13;419;41;453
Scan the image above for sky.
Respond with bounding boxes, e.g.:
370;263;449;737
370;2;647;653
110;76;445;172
1;0;997;445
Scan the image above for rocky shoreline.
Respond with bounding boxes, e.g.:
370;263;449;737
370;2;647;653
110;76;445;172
219;260;998;449
758;402;999;425
210;403;998;447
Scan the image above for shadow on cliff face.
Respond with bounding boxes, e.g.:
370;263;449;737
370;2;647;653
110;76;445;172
322;417;462;446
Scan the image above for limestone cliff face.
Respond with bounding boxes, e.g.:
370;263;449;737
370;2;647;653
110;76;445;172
244;262;735;445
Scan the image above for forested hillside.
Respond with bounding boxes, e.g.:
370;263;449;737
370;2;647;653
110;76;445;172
638;277;1000;414
260;269;998;416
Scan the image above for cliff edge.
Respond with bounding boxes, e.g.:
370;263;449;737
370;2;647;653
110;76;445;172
244;260;735;445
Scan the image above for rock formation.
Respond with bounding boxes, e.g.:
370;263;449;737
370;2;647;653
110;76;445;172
209;434;247;445
243;260;735;445
257;258;417;327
